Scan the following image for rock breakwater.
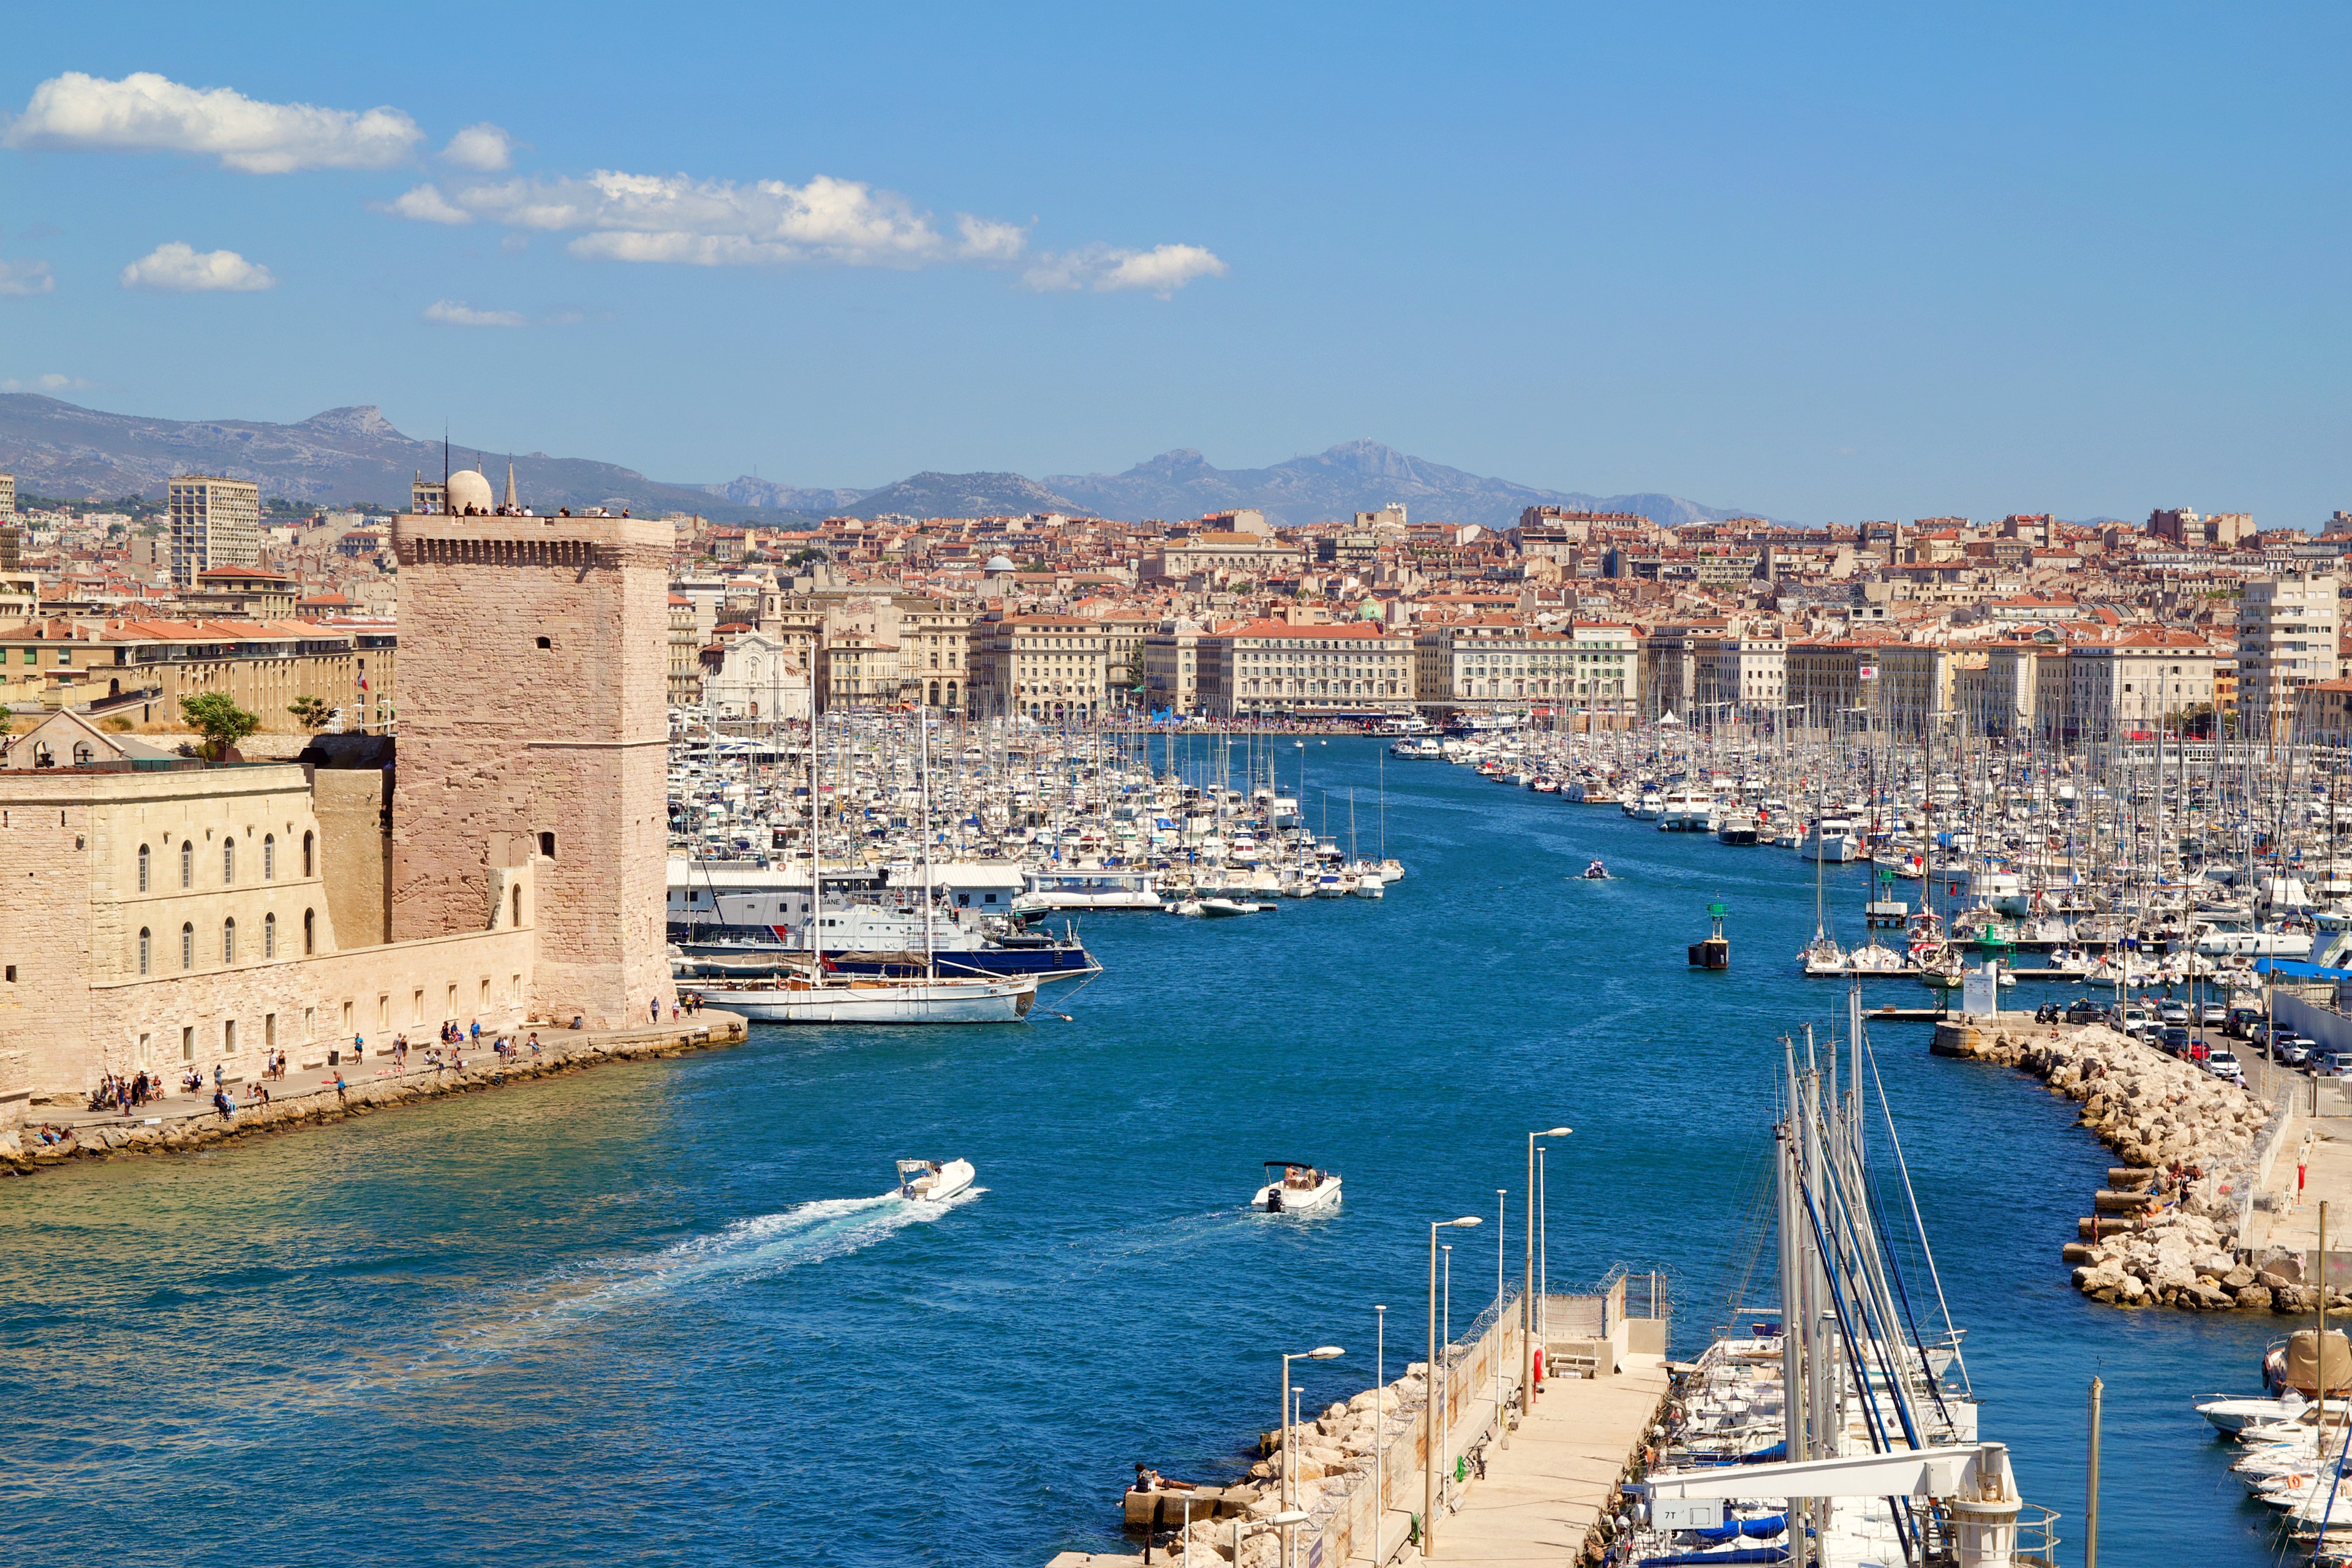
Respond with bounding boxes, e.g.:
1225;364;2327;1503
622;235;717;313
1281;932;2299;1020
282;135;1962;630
1933;1017;2327;1313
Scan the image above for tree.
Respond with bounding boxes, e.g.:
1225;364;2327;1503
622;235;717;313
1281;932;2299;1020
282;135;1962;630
288;695;334;731
179;693;260;762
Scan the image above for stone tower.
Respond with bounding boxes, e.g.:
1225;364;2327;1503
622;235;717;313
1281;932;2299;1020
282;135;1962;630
389;511;673;1027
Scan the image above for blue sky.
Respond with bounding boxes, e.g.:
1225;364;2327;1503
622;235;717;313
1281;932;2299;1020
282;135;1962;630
2;3;2346;524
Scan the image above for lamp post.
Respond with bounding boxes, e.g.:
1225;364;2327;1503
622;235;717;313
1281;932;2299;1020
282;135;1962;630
1375;1304;1387;1554
1280;1346;1343;1568
1427;1215;1480;1558
1496;1188;1509;1449
1232;1510;1312;1567
1523;1127;1572;1420
1537;1145;1549;1335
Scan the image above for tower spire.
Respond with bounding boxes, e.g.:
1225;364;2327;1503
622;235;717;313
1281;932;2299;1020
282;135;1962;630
504;456;517;511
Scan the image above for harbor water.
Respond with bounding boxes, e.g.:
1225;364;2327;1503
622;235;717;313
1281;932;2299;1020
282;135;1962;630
0;738;2292;1564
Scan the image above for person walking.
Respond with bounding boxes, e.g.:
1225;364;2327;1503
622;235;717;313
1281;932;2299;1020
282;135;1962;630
334;1074;348;1106
649;995;662;1025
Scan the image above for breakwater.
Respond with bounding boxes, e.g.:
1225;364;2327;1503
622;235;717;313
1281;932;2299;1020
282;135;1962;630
2;1012;747;1176
1931;1014;2323;1311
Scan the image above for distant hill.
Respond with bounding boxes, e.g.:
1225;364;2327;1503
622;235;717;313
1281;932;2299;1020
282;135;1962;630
0;395;810;524
1041;439;1757;530
0;394;1759;532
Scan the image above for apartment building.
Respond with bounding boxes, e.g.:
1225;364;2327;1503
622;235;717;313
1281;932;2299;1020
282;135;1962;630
1142;627;1204;715
1566;623;1638;714
2036;630;2217;743
1412;619;1582;711
1200;620;1409;719
167;475;263;588
1691;634;1786;727
971;615;1109;721
2235;571;2339;736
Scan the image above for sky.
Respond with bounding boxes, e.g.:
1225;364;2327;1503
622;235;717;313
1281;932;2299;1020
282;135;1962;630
2;2;2347;525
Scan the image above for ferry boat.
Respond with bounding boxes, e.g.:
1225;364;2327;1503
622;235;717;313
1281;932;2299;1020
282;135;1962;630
1017;867;1163;911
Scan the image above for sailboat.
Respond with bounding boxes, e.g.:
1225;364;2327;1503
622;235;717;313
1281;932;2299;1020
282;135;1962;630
1632;990;2057;1566
696;671;1038;1025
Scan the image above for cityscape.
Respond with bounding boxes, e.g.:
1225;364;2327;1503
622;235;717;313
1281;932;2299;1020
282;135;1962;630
6;10;2352;1568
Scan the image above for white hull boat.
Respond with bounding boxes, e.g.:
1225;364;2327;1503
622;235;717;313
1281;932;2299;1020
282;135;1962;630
1254;1161;1341;1213
707;974;1036;1023
897;1157;975;1202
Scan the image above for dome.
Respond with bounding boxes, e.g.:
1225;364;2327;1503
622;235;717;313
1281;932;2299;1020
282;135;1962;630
446;469;494;514
984;554;1017;573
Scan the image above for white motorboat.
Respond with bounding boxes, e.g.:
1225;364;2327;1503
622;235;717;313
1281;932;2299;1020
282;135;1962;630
896;1157;975;1202
1657;786;1714;832
1253;1161;1341;1213
2198;1390;2306;1436
1801;817;1860;862
1199;897;1264;917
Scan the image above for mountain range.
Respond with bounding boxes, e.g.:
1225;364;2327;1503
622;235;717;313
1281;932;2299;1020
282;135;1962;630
0;393;1757;531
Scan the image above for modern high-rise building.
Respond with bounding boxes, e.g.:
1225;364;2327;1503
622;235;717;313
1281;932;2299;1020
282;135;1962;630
0;472;17;519
167;475;263;587
2235;570;2340;737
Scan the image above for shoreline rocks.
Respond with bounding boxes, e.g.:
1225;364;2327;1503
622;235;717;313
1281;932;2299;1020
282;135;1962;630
0;1015;748;1177
1935;1016;2316;1313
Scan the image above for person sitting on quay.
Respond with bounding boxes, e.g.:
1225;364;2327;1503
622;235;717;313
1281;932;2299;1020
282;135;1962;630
211;1089;233;1121
1134;1463;1193;1493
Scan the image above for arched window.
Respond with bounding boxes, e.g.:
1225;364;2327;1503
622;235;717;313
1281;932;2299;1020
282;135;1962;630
263;834;275;880
180;923;194;970
180;841;193;889
137;844;150;892
302;831;314;878
138;928;151;975
263;912;276;959
512;886;523;927
222;839;235;884
303;908;315;956
222;918;236;964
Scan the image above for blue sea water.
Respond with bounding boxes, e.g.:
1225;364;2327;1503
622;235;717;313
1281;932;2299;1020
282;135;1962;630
0;739;2295;1564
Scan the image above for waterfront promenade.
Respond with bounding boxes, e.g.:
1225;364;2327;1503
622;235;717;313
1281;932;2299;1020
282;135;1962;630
5;1009;748;1172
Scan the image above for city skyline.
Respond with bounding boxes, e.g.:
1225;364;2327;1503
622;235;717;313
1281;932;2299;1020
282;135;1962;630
2;4;2348;527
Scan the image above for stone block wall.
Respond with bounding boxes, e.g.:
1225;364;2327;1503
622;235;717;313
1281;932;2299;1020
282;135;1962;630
390;515;673;1027
314;766;391;947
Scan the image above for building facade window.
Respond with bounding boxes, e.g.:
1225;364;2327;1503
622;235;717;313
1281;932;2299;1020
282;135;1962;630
303;831;314;877
263;912;276;959
138;844;150;892
181;923;194;970
303;908;315;955
223;840;235;884
181;841;193;889
138;928;151;975
222;918;236;964
263;834;275;880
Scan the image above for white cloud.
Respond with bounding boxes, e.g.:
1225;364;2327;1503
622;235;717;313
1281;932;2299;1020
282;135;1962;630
4;70;421;173
390;167;1017;271
381;183;472;224
0;258;55;296
423;300;527;327
440;123;515;171
1024;242;1227;298
0;372;94;393
120;243;275;293
955;213;1028;262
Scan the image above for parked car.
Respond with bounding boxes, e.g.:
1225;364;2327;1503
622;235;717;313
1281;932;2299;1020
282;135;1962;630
2277;1037;2312;1068
2157;1000;2191;1025
2229;1005;2266;1038
2201;1003;2228;1028
2066;999;2106;1025
2207;1050;2247;1085
2312;1050;2352;1078
2122;1007;2154;1038
2162;1026;2193;1056
2248;1022;2274;1049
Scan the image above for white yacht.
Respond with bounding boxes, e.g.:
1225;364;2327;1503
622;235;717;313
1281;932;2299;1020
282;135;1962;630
896;1157;975;1202
1800;817;1860;862
1657;786;1714;832
1253;1161;1341;1213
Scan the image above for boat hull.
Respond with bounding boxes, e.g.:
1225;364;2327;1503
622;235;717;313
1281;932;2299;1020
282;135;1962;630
715;978;1037;1024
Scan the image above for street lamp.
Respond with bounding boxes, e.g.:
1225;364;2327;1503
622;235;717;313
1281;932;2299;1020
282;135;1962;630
1523;1127;1572;1421
1280;1346;1343;1568
1427;1215;1481;1558
1374;1305;1387;1557
1495;1188;1509;1449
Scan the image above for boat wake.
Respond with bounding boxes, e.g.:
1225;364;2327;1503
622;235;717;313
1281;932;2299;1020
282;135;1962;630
407;1188;984;1371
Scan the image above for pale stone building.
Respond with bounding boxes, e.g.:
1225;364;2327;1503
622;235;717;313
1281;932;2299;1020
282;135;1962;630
2236;571;2339;737
1203;620;1411;719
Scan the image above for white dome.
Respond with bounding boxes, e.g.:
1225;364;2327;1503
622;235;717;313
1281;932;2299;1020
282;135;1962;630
446;470;494;514
984;554;1017;573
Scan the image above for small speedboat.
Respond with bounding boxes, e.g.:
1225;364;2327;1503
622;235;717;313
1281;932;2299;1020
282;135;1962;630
1581;860;1611;880
1253;1160;1341;1213
896;1158;975;1202
2199;1390;2307;1436
1197;898;1262;918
